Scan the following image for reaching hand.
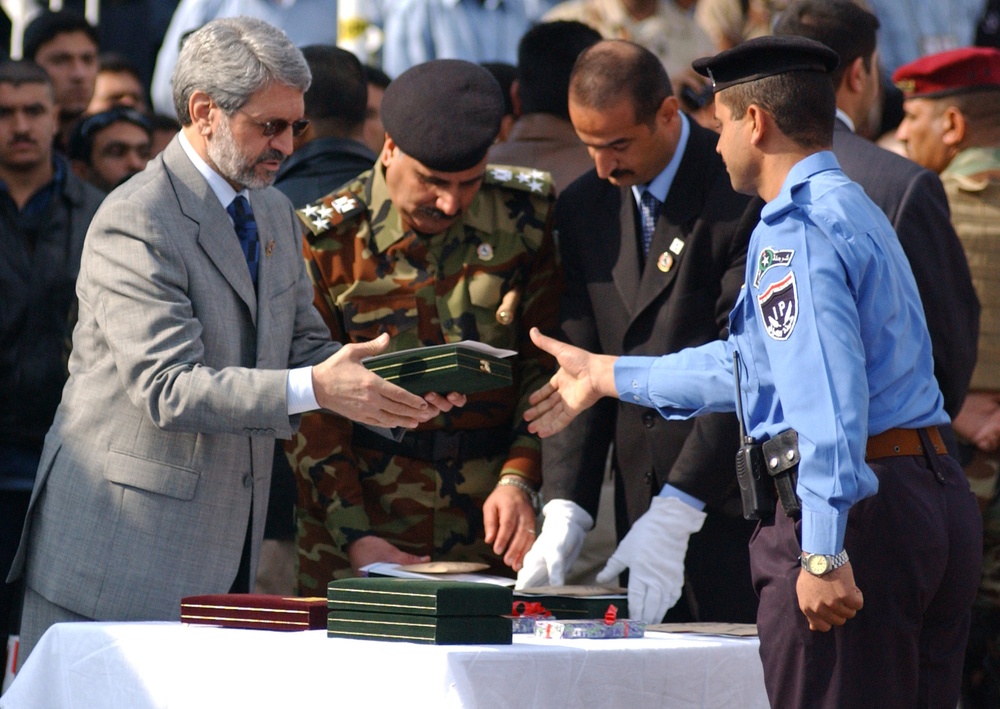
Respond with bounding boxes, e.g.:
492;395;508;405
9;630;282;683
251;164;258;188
346;535;430;574
312;333;451;428
523;328;618;438
515;499;595;589
595;496;706;623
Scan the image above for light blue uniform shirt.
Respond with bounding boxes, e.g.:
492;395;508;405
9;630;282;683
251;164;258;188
382;0;531;78
615;151;948;555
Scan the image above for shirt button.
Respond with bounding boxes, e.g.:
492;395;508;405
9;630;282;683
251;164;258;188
633;395;640;402
242;474;252;488
632;380;639;388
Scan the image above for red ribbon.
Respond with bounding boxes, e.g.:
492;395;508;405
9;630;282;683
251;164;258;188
512;601;551;618
604;604;619;625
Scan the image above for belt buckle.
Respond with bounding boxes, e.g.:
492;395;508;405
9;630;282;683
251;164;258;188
432;430;462;462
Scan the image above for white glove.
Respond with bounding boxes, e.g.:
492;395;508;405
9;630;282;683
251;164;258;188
595;496;707;624
515;499;594;589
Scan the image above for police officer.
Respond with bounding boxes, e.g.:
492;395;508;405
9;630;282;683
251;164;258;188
523;36;982;708
288;60;560;592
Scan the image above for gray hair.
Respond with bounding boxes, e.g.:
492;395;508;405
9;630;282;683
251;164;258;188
171;17;311;125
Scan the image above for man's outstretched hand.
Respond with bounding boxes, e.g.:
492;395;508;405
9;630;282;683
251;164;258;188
523;328;618;438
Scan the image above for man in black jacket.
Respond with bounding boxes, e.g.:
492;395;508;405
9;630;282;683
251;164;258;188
274;45;377;209
517;40;761;625
0;60;104;672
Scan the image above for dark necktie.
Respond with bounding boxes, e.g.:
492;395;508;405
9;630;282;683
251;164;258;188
639;190;661;256
227;195;259;286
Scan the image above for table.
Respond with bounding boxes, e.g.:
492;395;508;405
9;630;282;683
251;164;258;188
0;622;768;708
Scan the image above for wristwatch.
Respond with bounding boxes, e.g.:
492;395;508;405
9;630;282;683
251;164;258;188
496;475;541;514
800;549;849;576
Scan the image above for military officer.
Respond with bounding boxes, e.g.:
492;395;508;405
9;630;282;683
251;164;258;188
287;60;561;592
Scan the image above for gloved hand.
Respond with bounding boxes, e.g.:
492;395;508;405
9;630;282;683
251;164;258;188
515;499;594;589
595;496;707;623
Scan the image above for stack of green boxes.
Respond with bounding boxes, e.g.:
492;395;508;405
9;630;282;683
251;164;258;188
327;578;514;645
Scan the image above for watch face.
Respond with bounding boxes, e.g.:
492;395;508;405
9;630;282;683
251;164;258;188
807;555;830;575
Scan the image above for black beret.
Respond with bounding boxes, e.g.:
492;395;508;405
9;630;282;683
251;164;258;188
692;36;839;92
381;59;504;172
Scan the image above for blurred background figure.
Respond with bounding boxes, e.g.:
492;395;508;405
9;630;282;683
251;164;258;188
150;0;338;117
487;21;601;195
360;65;389;154
147;112;180;159
87;52;147;114
23;10;99;151
275;44;377;207
68;106;152;192
481;61;517;143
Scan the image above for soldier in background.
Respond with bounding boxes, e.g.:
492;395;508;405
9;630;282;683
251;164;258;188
287;60;560;591
892;46;1000;708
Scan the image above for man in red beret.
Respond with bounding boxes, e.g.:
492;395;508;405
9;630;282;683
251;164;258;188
894;45;1000;707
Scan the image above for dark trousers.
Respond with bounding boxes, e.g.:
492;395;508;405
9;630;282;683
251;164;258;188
1;490;30;672
752;449;982;707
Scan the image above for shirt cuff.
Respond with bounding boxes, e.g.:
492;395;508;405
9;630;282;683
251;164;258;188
657;483;706;511
614;356;661;406
800;508;849;556
287;366;319;415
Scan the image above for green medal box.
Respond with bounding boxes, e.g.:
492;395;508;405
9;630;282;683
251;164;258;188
326;610;512;645
327;578;513;645
362;341;516;395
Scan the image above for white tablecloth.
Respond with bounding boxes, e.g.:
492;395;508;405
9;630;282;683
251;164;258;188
0;621;768;708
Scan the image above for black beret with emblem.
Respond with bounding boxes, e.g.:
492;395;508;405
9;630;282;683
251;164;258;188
381;59;504;172
692;36;839;92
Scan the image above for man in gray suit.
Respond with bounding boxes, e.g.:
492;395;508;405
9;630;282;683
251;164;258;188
7;16;455;664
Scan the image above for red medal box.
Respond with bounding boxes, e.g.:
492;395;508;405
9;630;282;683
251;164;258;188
181;594;327;631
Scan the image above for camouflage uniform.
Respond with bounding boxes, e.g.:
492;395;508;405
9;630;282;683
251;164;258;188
944;146;1000;707
288;163;560;592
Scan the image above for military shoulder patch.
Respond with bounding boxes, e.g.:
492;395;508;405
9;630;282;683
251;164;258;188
484;164;553;196
754;247;794;287
297;191;367;237
757;272;798;341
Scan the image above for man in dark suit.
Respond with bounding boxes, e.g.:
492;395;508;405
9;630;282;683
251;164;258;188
775;0;979;435
516;40;761;624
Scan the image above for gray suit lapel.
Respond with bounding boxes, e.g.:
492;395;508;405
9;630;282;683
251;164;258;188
163;139;258;322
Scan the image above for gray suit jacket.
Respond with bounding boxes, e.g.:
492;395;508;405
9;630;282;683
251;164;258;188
8;136;340;621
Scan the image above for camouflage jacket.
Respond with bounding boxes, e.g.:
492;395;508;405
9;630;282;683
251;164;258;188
291;163;560;540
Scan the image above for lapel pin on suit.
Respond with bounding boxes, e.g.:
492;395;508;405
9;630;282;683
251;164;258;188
656;251;674;272
265;240;275;257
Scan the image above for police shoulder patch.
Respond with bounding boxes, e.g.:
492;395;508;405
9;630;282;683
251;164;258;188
297;190;366;237
484;164;553;196
757;272;798;341
753;247;795;288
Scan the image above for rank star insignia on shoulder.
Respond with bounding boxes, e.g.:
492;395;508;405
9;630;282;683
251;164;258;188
296;191;367;237
485;164;553;195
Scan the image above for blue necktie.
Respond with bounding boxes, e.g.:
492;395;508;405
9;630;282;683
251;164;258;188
227;195;259;286
639;190;661;256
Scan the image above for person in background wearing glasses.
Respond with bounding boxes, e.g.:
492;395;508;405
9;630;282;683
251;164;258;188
288;59;560;592
7;17;462;667
0;59;104;681
68;106;152;193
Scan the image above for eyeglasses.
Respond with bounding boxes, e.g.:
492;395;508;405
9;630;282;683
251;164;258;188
236;109;309;138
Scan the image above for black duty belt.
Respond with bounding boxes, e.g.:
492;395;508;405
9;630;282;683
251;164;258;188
352;424;510;463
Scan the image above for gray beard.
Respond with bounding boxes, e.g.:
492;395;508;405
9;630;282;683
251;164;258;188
206;114;281;190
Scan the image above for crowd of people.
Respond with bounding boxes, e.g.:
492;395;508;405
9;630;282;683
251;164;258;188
2;1;1000;707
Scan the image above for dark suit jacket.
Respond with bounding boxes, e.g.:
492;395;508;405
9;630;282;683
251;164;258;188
832;119;979;419
544;121;762;534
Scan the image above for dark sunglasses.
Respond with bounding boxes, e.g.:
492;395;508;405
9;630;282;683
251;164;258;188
237;109;309;138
